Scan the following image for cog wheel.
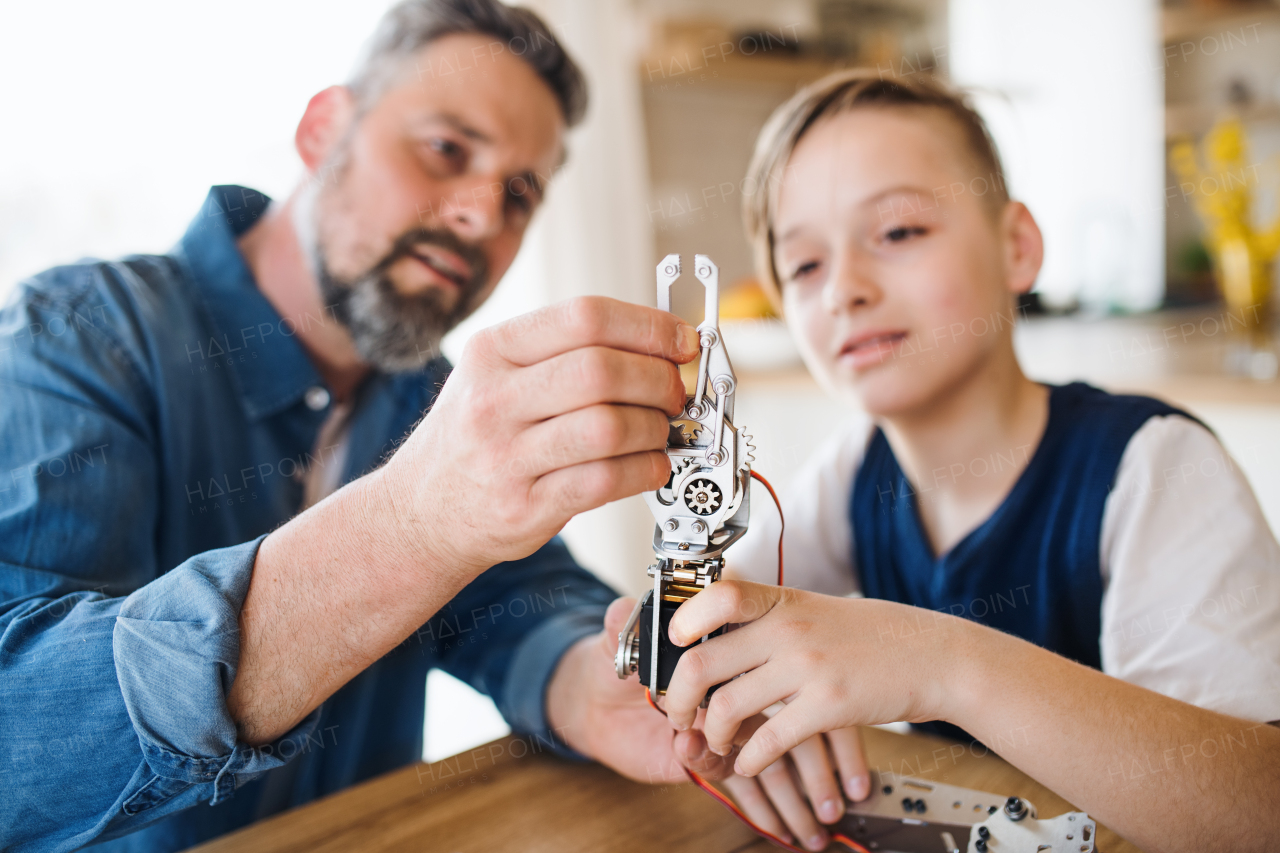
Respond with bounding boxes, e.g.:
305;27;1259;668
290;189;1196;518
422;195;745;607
684;478;722;516
738;427;756;476
669;419;704;447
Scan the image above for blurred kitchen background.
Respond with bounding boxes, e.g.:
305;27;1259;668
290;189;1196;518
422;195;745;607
3;0;1279;760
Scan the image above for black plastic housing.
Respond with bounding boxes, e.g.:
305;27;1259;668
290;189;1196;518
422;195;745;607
638;595;725;698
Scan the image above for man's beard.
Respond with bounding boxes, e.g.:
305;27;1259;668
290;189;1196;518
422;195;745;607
315;227;489;373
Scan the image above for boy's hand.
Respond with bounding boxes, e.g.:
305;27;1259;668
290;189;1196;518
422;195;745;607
662;581;959;776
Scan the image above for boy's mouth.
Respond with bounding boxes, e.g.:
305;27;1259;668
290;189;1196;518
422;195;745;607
837;330;908;368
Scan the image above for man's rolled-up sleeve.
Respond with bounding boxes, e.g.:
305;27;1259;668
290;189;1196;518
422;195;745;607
424;538;618;760
113;536;323;803
0;539;322;852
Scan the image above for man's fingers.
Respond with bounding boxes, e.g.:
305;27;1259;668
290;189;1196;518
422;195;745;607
482;296;700;367
721;774;794;846
602;597;636;658
672;728;735;780
668;580;783;649
529;451;669;520
789;734;845;825
758;759;829;852
513;347;687;422
514;405;669;478
827;726;871;802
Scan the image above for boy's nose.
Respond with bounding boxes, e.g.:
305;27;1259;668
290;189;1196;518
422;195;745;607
822;261;881;313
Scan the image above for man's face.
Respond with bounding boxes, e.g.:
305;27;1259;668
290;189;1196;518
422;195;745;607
310;32;566;371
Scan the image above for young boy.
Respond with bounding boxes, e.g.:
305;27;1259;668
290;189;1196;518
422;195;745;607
658;70;1280;851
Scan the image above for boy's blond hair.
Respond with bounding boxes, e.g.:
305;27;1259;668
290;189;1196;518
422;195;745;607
743;70;1009;298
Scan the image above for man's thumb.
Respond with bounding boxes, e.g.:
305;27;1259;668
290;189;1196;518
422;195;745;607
603;597;637;653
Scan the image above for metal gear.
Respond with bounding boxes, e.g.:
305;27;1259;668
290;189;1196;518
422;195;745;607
738;427;756;477
683;478;722;516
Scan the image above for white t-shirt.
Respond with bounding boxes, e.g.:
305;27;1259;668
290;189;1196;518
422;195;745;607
727;414;1280;723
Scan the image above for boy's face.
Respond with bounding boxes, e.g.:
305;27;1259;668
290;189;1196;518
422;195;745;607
773;107;1029;416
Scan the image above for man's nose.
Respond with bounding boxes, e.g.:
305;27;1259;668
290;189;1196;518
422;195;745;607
822;256;882;314
433;176;506;243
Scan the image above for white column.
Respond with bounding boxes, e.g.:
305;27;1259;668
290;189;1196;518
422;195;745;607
949;0;1165;311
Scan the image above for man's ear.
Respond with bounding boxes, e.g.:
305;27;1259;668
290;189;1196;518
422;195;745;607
1000;201;1044;296
295;86;357;174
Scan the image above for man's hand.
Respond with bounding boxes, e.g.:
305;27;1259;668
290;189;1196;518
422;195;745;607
230;297;698;745
714;728;869;851
546;597;737;785
383;296;701;576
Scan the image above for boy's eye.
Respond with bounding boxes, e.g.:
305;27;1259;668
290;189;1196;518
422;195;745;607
789;260;821;281
883;225;927;243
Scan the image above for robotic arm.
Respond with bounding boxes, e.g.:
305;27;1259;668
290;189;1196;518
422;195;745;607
615;253;754;701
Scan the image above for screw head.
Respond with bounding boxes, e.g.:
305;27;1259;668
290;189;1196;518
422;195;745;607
706;451;724;466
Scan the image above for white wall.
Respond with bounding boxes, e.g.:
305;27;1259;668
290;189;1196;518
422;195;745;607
0;1;398;298
949;0;1166;311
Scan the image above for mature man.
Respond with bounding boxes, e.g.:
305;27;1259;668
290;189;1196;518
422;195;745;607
0;1;731;849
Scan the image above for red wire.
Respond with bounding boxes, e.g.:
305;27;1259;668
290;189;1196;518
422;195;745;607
646;471;869;853
750;470;785;586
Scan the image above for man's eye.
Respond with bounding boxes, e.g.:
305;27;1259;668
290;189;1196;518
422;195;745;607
883;225;927;243
505;189;534;217
427;137;464;160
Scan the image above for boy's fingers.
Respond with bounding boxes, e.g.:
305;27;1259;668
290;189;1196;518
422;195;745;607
758;759;829;851
485;296;700;367
662;624;769;732
668;580;783;648
827;727;871;801
700;662;796;754
722;774;793;846
735;702;832;778
789;734;845;824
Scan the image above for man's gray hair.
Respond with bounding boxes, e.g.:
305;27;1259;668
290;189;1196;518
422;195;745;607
348;0;588;126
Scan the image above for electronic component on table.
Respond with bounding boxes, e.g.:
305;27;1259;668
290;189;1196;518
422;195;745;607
614;254;753;704
836;771;1096;853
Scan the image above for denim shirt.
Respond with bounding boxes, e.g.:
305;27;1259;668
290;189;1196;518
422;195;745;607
0;186;616;852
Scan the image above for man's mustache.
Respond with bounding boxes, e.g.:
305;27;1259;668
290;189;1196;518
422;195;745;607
375;228;489;299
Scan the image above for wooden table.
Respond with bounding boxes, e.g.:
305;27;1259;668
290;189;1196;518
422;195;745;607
188;726;1142;853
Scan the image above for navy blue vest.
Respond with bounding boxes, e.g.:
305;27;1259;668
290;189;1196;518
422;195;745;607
850;382;1195;741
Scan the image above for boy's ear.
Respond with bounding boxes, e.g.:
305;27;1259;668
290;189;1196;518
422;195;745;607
1001;202;1044;295
295;86;357;174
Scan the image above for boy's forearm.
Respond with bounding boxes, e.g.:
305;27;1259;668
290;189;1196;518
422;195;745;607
944;621;1280;852
227;466;481;745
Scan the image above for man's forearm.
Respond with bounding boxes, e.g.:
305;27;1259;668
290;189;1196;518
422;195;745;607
946;622;1280;852
226;465;480;744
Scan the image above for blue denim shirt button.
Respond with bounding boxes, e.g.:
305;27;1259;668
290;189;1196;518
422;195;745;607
304;386;330;411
